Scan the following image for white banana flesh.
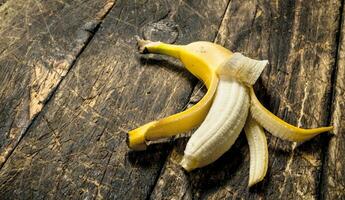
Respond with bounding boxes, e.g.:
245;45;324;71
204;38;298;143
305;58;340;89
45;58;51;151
130;38;333;188
180;78;249;171
244;115;268;187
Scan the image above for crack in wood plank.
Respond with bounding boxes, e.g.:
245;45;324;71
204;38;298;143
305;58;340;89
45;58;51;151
320;0;345;199
0;0;232;199
150;0;342;199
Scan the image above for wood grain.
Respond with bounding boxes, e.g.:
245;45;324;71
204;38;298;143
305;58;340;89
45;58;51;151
0;0;116;167
1;0;344;199
0;0;229;199
0;0;6;7
151;0;341;199
322;2;345;199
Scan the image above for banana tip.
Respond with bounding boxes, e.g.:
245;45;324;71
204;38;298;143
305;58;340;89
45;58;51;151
180;156;198;172
135;36;151;54
135;36;162;54
180;158;192;172
127;129;147;151
328;126;336;135
127;121;159;151
248;177;264;188
248;182;255;188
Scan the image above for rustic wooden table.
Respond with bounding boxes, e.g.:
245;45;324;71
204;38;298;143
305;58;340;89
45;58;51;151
0;0;344;199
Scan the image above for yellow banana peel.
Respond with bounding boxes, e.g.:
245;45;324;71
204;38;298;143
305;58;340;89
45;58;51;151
249;87;333;142
128;38;232;150
127;37;333;187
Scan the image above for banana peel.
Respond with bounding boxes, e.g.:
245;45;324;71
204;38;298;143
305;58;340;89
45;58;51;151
127;37;333;187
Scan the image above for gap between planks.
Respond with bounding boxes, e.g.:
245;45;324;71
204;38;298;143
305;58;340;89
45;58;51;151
318;0;345;199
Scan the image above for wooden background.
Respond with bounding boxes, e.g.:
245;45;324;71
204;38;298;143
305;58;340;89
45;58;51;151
0;0;344;199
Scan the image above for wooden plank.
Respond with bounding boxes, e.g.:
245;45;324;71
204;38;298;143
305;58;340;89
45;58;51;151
0;0;116;167
0;0;229;199
0;0;6;7
322;3;345;199
151;0;341;199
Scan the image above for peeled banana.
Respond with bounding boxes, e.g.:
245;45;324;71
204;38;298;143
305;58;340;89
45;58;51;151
128;38;232;150
244;115;268;187
181;77;249;171
127;37;333;187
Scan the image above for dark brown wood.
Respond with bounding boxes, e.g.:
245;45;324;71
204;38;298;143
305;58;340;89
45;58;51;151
151;0;342;199
0;0;229;199
322;3;345;199
0;0;7;6
216;0;340;199
0;0;116;167
1;0;345;199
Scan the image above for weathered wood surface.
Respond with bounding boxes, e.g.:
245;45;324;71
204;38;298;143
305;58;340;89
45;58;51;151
0;0;116;167
0;0;344;199
322;2;345;199
151;1;342;199
0;0;229;199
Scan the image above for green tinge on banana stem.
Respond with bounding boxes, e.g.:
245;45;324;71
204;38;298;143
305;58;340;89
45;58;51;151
217;53;268;86
249;87;333;142
181;78;249;171
244;115;268;187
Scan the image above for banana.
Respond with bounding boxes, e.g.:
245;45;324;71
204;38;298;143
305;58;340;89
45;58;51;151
249;87;333;142
180;77;249;171
128;38;233;150
244;115;268;187
127;37;333;188
179;52;267;171
217;52;268;86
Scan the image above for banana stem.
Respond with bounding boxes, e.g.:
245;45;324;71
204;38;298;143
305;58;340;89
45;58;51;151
128;37;220;150
136;37;181;59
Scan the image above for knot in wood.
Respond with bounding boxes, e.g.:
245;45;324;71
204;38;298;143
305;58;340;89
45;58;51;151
141;19;179;43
